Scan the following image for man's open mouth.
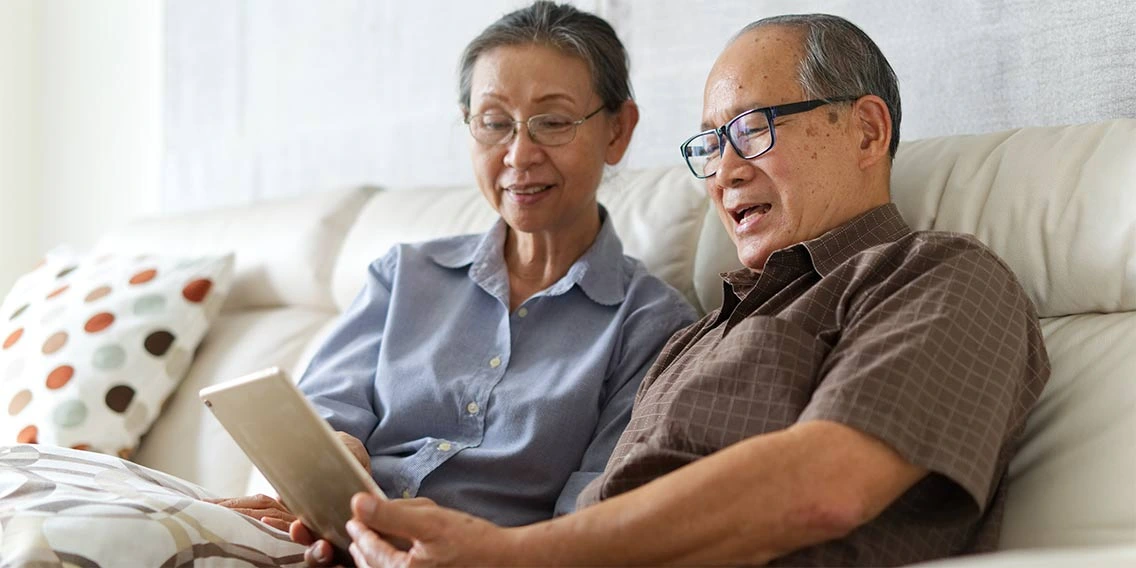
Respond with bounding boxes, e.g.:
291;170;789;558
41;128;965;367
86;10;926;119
732;203;772;224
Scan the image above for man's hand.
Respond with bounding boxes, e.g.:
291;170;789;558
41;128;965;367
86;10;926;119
206;494;296;531
344;493;511;568
336;431;372;474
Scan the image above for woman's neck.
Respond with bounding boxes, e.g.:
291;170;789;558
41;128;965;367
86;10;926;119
503;209;602;311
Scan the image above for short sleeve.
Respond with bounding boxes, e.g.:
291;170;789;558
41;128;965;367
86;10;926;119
799;247;1041;513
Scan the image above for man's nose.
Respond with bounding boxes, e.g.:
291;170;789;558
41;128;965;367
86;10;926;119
714;142;755;187
504;126;545;171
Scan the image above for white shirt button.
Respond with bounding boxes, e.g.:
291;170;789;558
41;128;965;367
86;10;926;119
401;489;411;499
466;401;480;415
437;441;452;451
489;356;501;368
517;307;528;318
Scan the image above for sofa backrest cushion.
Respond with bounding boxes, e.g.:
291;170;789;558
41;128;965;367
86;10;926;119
331;169;709;312
95;186;376;311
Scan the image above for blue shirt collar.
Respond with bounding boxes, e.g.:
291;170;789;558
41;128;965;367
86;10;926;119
428;206;628;306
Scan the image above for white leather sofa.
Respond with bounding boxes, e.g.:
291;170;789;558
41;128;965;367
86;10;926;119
93;119;1136;566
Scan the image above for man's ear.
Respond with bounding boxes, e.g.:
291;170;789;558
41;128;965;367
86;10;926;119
853;95;891;170
605;100;640;165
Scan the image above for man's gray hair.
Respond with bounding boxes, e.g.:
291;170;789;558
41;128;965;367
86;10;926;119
458;1;632;114
735;14;902;158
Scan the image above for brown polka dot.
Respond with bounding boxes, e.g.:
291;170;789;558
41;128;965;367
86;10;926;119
8;389;32;415
84;312;115;333
182;279;213;303
129;269;158;285
46;365;75;389
3;328;22;350
105;385;135;413
85;286;112;302
9;304;29;321
17;425;37;444
56;266;78;279
144;330;175;356
71;444;91;451
116;447;133;459
42;331;68;355
46;285;69;299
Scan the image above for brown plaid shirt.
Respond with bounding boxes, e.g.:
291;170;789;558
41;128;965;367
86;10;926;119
577;204;1050;566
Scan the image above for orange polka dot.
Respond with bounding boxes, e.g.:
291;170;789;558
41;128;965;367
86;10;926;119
85;285;112;302
3;328;22;350
116;447;133;459
46;285;69;299
17;425;37;444
71;444;91;451
84;312;115;333
129;269;158;285
182;279;213;303
46;365;75;389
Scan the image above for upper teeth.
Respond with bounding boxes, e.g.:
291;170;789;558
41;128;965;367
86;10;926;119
509;185;550;195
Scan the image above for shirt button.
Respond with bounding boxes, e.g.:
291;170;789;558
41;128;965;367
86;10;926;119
517;307;528;318
466;401;480;415
401;489;411;499
489;356;501;368
437;441;452;451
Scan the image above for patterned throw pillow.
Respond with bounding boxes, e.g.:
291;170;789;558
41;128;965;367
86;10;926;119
0;444;305;566
0;250;233;457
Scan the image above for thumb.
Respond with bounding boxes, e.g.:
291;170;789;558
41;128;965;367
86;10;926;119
351;492;439;541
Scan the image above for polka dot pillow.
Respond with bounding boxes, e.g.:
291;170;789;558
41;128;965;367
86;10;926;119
0;250;233;458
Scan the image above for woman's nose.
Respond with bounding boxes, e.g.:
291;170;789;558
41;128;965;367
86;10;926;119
504;127;546;171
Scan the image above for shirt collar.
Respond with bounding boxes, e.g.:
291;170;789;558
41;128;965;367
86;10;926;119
428;206;628;306
719;203;912;290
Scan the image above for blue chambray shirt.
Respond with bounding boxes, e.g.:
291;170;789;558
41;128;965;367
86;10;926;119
297;209;696;527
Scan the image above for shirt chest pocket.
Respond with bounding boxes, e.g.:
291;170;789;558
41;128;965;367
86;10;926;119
652;316;831;456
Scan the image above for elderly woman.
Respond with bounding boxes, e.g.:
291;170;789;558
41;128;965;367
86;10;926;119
214;0;695;537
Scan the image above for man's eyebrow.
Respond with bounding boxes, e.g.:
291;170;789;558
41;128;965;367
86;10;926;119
700;102;770;131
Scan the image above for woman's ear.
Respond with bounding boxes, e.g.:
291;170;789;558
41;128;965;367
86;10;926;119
605;100;640;165
853;95;891;170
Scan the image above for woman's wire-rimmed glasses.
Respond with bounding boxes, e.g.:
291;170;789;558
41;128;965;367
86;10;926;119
466;105;607;147
679;96;861;179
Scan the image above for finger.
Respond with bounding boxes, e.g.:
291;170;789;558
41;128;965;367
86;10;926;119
261;516;291;531
290;519;315;545
351;493;438;541
347;521;404;568
303;539;336;567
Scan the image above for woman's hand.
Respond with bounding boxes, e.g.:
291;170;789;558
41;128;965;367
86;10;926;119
336;431;372;474
206;494;296;531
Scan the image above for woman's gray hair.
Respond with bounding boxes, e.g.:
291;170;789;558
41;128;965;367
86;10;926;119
458;1;632;115
734;14;902;158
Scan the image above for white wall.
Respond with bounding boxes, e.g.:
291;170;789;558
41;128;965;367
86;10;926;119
0;0;164;298
40;0;164;253
0;1;44;296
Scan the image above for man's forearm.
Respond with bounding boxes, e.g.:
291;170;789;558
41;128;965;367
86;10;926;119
504;420;926;566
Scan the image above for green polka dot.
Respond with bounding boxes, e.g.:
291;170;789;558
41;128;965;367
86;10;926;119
53;399;88;428
92;345;127;370
133;294;166;316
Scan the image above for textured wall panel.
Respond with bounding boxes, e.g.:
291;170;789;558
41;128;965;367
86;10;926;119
164;0;1136;211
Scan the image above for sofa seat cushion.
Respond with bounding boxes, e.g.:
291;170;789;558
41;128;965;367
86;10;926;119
133;306;336;496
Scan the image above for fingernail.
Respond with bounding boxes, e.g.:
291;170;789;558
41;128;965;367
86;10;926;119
346;519;362;538
355;493;376;516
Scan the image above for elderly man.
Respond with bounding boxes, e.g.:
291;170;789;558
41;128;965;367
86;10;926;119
301;13;1049;567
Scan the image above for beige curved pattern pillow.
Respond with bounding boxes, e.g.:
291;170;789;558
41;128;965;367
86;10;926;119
0;250;232;457
0;444;304;566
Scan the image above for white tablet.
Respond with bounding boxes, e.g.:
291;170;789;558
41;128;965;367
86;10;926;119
200;367;384;553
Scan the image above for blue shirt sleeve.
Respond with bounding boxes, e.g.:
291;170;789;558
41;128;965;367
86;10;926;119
553;280;698;515
297;250;396;445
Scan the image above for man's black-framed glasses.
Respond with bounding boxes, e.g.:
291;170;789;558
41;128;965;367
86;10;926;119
466;105;607;147
679;96;860;179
